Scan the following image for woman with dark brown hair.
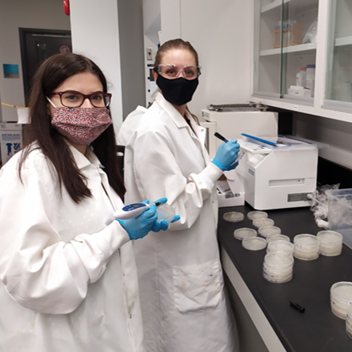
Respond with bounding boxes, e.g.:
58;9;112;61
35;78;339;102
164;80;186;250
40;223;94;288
0;53;170;352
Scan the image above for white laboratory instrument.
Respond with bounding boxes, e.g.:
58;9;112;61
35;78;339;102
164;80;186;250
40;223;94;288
236;135;327;210
114;202;151;219
201;105;278;159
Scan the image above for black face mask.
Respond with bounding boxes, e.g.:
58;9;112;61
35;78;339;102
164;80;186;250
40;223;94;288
156;75;199;106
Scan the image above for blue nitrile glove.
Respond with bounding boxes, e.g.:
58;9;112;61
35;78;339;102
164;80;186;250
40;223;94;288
150;197;181;232
117;201;158;240
212;139;240;171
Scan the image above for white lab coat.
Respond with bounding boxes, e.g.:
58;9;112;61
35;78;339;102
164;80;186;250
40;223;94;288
0;144;145;352
123;93;238;352
117;105;148;146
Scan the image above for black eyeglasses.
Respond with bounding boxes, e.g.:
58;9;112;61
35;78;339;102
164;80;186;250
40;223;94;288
51;91;112;108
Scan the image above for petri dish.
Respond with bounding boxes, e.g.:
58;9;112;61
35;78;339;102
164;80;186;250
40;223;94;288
223;211;244;223
253;218;275;229
266;234;291;243
346;305;352;339
157;204;175;222
247;211;268;221
242;236;267;251
234;227;257;240
293;234;320;261
330;281;352;320
317;230;343;257
267;240;294;256
258;226;281;238
263;252;294;284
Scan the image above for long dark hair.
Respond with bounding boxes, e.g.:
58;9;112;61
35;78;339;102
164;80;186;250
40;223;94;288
19;53;125;202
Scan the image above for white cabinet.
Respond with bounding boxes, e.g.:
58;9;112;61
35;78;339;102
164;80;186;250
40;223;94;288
251;0;352;122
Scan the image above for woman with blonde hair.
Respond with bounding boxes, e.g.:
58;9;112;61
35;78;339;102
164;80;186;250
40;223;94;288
120;39;240;352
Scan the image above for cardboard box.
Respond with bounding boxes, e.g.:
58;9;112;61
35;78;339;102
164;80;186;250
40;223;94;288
0;123;23;165
216;170;245;207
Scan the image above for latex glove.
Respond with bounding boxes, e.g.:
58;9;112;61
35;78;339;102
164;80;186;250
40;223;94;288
212;139;240;171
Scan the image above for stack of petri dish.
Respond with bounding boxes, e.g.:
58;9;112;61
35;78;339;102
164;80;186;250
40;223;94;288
263;252;294;284
247;211;268;221
330;281;352;319
317;230;343;257
242;236;267;251
223;211;244;223
346;305;352;339
293;234;320;260
252;218;275;229
267;240;294;256
234;228;257;240
258;225;281;239
266;234;291;243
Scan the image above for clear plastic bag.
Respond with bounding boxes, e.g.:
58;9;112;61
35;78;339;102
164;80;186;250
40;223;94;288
308;183;340;228
302;18;318;44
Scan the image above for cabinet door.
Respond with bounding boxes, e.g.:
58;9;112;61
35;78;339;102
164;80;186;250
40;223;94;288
253;0;284;98
324;0;352;110
281;0;319;103
253;0;319;103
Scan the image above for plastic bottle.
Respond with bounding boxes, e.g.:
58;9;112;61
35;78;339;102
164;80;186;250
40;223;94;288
286;20;292;46
296;67;306;87
306;64;316;96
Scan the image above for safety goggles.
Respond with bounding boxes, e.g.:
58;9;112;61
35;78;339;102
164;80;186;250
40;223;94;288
154;64;201;80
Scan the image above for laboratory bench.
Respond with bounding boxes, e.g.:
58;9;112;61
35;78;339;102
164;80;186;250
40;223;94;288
218;203;352;352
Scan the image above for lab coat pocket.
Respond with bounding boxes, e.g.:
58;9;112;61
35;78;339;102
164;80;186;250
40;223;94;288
173;259;222;313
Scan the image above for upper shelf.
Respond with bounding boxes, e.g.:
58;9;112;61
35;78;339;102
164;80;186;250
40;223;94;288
335;36;352;47
261;0;318;14
260;42;316;56
261;0;289;13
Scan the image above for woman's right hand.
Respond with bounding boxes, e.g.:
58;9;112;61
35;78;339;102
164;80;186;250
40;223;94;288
116;203;167;240
212;139;240;171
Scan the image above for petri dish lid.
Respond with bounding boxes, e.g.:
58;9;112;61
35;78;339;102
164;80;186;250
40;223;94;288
317;230;343;244
266;234;291;243
247;211;268;221
258;226;281;238
223;211;244;223
253;218;275;228
331;282;352;303
294;234;321;248
234;227;257;240
267;240;294;253
242;236;267;250
157;204;175;222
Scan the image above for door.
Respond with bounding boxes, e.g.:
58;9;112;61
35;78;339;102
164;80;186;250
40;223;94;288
19;28;72;104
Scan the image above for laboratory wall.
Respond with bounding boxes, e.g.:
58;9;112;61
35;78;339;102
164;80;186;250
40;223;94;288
70;0;123;129
70;0;146;129
293;112;352;170
0;0;70;122
159;0;252;117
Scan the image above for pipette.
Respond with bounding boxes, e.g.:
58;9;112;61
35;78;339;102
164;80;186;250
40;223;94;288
114;202;161;220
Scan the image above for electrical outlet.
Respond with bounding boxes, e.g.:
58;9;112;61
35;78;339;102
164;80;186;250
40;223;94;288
146;47;153;61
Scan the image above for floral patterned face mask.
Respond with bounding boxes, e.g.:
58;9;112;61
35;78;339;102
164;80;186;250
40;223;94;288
47;98;112;145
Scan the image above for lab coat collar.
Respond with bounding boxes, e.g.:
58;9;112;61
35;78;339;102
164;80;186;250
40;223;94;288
68;143;102;170
154;92;207;146
155;92;189;129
